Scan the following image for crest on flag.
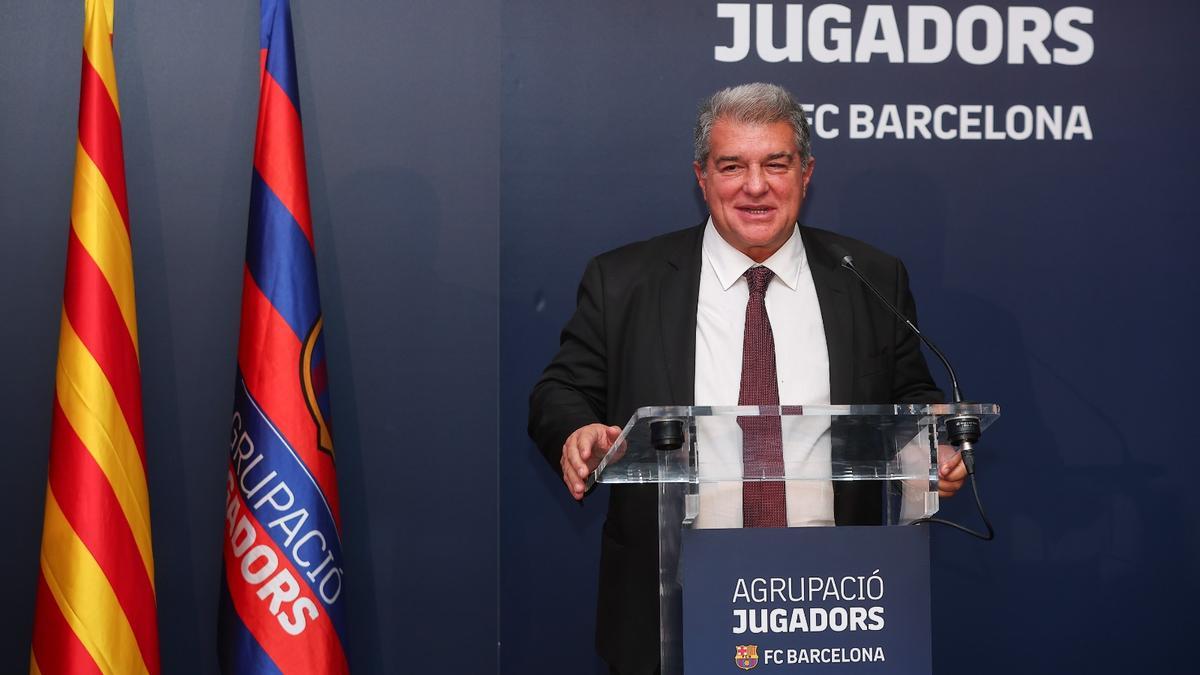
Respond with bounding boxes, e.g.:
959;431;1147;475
301;316;335;458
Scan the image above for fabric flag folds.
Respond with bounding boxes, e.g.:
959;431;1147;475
30;1;161;674
219;0;348;673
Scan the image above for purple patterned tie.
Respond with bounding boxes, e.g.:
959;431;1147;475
739;266;787;528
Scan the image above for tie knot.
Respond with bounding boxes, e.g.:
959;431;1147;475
743;266;775;296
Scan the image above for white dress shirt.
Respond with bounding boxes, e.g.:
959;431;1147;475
692;220;835;528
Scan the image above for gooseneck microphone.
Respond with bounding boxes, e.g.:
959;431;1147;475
831;244;992;540
832;248;962;401
829;245;980;461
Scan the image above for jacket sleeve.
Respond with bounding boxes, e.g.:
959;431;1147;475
889;259;946;404
528;257;610;472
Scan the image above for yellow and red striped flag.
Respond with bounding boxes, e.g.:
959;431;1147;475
30;1;160;674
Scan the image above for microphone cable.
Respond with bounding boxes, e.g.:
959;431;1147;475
913;448;994;540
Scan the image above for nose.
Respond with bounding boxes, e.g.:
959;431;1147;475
742;164;768;196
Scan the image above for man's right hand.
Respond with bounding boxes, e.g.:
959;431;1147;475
561;423;622;501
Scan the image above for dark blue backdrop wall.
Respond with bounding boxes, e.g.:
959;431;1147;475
500;1;1200;674
1;0;497;672
3;1;1199;674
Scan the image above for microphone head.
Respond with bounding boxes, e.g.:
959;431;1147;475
828;243;855;269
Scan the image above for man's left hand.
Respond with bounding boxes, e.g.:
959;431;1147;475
937;445;968;498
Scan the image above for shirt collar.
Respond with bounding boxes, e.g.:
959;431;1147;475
702;217;806;291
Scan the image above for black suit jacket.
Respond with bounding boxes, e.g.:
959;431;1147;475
528;223;942;673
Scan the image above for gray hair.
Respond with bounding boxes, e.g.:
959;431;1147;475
693;82;812;170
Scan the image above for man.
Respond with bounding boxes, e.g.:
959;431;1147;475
528;83;966;674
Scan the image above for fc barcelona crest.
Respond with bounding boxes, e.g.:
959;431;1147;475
301;316;335;459
735;644;759;670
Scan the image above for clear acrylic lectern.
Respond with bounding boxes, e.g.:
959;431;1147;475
587;403;1000;674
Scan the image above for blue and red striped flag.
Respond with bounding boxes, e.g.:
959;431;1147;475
219;1;347;673
31;2;160;673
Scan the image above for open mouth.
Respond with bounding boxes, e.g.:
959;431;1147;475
738;206;774;216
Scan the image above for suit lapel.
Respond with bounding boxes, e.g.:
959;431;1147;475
660;226;704;405
801;226;854;405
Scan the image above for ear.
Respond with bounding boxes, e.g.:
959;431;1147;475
693;161;708;200
800;156;815;194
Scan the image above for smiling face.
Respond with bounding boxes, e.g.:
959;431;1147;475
693;118;815;263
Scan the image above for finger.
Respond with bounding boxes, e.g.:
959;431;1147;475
562;453;587;499
585;427;616;468
567;446;588;499
560;455;575;487
566;436;591;479
938;478;965;498
604;425;622;444
943;460;967;482
561;444;584;494
578;431;601;475
939;476;965;489
938;452;962;479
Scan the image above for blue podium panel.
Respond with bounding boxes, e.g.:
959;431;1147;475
681;526;931;674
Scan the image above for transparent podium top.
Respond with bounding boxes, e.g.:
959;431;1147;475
588;403;999;486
